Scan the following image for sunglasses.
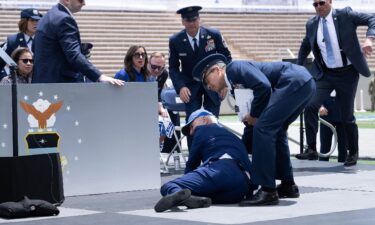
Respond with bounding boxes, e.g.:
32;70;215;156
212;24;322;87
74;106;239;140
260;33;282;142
150;64;164;71
133;52;146;59
78;0;85;3
19;58;33;64
313;1;326;7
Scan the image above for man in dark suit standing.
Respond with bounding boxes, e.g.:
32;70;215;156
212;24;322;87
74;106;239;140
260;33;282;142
154;109;252;213
168;6;232;125
192;54;315;206
32;0;123;85
295;0;374;166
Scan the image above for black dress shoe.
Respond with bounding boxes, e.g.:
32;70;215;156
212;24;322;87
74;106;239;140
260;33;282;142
344;154;358;167
239;189;279;206
295;148;318;160
277;184;300;198
180;196;212;209
154;189;191;212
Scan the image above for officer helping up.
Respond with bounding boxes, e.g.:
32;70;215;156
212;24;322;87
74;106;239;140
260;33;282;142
192;54;316;206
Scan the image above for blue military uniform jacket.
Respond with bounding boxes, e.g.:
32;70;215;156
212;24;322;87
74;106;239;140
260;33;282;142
185;123;252;176
169;26;231;103
32;4;101;83
226;61;313;118
297;7;375;79
0;33;30;78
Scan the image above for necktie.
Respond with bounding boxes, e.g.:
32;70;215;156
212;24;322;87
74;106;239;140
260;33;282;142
322;18;335;66
193;37;199;54
27;37;33;44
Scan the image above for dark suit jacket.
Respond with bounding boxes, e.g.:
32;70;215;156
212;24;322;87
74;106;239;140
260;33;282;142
169;26;232;103
32;4;101;83
297;7;375;79
226;61;312;118
185;123;252;176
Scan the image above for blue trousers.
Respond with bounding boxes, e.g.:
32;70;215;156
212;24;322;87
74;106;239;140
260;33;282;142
160;159;251;204
252;80;316;188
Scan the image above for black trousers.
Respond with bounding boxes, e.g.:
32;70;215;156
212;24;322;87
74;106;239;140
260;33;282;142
304;67;359;156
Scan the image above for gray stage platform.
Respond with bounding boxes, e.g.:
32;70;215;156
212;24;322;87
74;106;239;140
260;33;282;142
1;160;375;225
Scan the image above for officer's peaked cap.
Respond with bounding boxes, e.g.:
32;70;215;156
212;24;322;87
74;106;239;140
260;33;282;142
176;6;202;21
21;8;42;20
192;53;228;83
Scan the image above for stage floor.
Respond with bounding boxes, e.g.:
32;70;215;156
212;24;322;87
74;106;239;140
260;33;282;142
1;160;375;225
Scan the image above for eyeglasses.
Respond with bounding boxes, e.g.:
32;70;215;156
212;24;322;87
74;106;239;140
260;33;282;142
19;58;33;64
313;1;326;7
133;52;146;59
150;64;164;71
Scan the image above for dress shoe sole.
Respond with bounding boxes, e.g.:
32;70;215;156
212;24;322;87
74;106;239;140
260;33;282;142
154;189;191;213
182;196;212;209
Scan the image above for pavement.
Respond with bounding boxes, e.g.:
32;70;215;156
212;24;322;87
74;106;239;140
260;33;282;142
1;159;374;225
1;119;374;225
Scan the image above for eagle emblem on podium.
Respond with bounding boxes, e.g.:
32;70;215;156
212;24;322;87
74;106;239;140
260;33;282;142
20;99;63;155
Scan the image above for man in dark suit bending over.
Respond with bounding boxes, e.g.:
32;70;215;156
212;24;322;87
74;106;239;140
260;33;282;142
32;0;124;85
295;0;375;166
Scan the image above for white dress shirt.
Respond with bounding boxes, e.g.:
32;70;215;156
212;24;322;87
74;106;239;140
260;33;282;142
317;8;351;68
186;29;200;51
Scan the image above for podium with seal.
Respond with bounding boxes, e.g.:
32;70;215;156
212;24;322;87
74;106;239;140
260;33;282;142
1;82;160;198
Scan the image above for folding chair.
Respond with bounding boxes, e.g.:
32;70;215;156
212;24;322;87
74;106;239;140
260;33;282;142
160;88;187;167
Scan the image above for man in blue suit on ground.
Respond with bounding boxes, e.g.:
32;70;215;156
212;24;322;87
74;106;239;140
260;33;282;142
295;0;375;166
154;109;253;212
192;54;315;206
32;0;123;85
168;6;232;130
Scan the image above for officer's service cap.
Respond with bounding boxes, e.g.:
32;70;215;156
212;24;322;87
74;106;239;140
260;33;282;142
192;53;228;83
21;8;42;20
182;109;213;136
176;6;202;21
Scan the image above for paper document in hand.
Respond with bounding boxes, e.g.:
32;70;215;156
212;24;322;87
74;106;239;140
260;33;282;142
234;89;254;121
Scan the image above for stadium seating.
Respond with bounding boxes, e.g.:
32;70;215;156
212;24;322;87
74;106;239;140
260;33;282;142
0;8;373;76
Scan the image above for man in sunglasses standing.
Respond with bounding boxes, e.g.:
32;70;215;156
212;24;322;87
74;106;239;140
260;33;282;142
168;6;232;148
296;0;375;166
32;0;123;85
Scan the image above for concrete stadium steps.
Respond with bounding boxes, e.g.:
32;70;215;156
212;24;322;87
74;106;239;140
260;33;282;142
1;8;374;75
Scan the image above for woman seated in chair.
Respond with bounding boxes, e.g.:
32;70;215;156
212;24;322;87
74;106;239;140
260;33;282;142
1;47;33;84
114;45;149;82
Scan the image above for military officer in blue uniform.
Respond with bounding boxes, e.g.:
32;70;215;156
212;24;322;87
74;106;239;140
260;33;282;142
192;54;316;206
154;109;253;213
0;8;42;79
168;6;232;128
